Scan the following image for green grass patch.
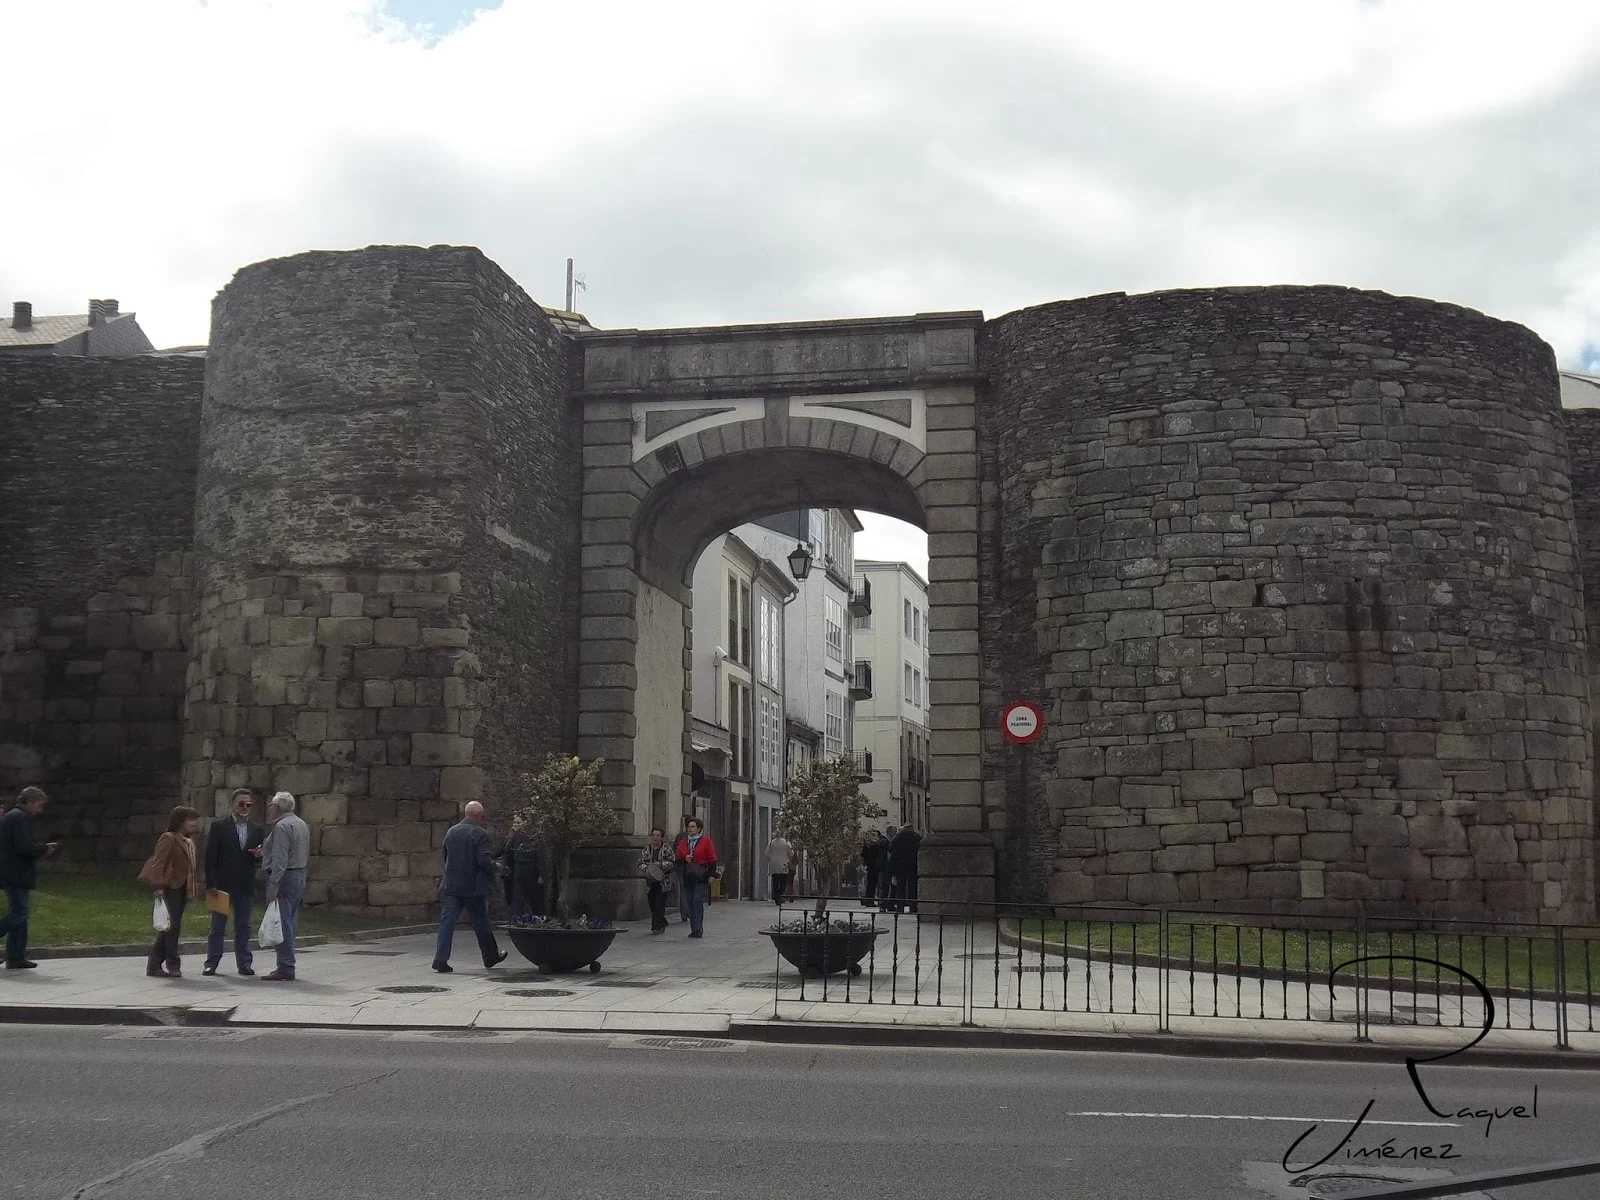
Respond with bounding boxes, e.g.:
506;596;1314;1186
1002;915;1600;996
27;870;405;948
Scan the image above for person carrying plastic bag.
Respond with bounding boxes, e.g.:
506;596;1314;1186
136;806;202;978
259;791;310;981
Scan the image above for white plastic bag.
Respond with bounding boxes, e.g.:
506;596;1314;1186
258;900;283;948
152;898;170;932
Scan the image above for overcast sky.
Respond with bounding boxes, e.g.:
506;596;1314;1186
6;1;1600;574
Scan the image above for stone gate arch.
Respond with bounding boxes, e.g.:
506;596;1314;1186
572;315;994;916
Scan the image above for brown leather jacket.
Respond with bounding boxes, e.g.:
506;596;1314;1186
138;832;199;896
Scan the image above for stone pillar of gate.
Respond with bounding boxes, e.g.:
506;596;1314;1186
917;381;995;913
569;397;651;921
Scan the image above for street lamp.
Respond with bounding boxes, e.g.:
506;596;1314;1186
787;541;813;581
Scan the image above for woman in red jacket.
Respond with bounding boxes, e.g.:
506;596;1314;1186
674;817;717;938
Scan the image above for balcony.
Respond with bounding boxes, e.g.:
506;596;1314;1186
851;749;874;781
849;575;872;618
848;659;873;700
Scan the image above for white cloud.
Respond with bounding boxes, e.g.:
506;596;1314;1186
3;0;1597;373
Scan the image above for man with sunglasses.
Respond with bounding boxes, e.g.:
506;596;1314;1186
202;787;265;977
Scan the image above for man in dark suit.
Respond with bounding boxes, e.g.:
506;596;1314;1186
432;801;510;973
202;788;265;977
886;823;923;914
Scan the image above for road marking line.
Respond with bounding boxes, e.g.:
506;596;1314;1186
1066;1111;1458;1127
58;1070;396;1199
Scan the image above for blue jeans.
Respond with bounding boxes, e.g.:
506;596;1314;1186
1;887;31;963
677;880;690;922
682;881;708;935
205;891;254;971
434;894;500;966
272;869;305;975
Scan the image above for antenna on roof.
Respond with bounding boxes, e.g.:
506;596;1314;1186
564;258;587;312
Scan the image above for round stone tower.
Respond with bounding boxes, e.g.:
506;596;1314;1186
184;246;578;914
980;286;1593;923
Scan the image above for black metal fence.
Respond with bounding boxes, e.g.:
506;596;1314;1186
766;898;1600;1048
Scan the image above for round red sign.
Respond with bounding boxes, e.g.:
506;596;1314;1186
1002;701;1043;744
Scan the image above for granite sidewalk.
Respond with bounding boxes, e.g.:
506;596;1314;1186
4;899;1597;1066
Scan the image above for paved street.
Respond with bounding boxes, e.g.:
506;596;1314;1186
3;1023;1598;1199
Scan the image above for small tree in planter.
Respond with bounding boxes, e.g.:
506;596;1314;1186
777;754;885;918
512;754;619;919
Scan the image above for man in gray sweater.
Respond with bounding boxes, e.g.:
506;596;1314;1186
261;791;311;982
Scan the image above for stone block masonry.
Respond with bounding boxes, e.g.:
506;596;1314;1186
1;356;204;863
182;569;481;912
185;246;577;914
981;286;1594;923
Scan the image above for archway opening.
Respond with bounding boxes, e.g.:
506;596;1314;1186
627;450;931;902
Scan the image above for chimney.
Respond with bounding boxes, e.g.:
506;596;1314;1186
88;298;118;326
11;301;31;330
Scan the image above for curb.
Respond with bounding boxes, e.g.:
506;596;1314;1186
0;1004;235;1028
3;999;1594;1069
28;924;435;960
725;1019;1600;1070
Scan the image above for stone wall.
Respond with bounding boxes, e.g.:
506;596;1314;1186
980;286;1594;922
0;356;204;863
1564;407;1600;900
186;246;576;914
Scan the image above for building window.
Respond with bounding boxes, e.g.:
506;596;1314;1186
826;510;850;576
904;599;912;637
913;669;923;708
757;695;779;787
904;662;913;700
808;509;825;561
758;596;779;687
913;607;922;646
728;576;738;660
824;690;844;758
824;597;844;663
853;601;873;632
788;737;813;779
740;583;752;666
728;680;752;778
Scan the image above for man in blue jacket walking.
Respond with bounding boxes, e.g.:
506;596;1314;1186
432;801;510;973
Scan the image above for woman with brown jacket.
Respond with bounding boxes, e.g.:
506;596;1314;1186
137;806;201;978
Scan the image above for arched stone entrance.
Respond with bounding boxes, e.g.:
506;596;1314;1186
570;315;994;916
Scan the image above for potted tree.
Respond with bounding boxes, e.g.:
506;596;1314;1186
505;754;624;974
765;754;886;978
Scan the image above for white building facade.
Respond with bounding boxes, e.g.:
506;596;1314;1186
851;560;932;832
688;532;796;899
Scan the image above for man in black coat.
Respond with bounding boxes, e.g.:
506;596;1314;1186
886;824;923;914
203;788;266;976
1;787;58;969
500;815;544;920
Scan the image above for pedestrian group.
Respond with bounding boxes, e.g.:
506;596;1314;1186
4;784;918;978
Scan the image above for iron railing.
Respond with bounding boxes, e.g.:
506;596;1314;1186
848;576;872;618
766;898;1600;1047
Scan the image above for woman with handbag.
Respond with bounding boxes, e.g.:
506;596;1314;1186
673;817;717;939
638;826;675;934
137;806;201;978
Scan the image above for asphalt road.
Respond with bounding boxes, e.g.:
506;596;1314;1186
2;1024;1598;1200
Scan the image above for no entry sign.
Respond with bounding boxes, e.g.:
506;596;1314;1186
1002;701;1043;744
